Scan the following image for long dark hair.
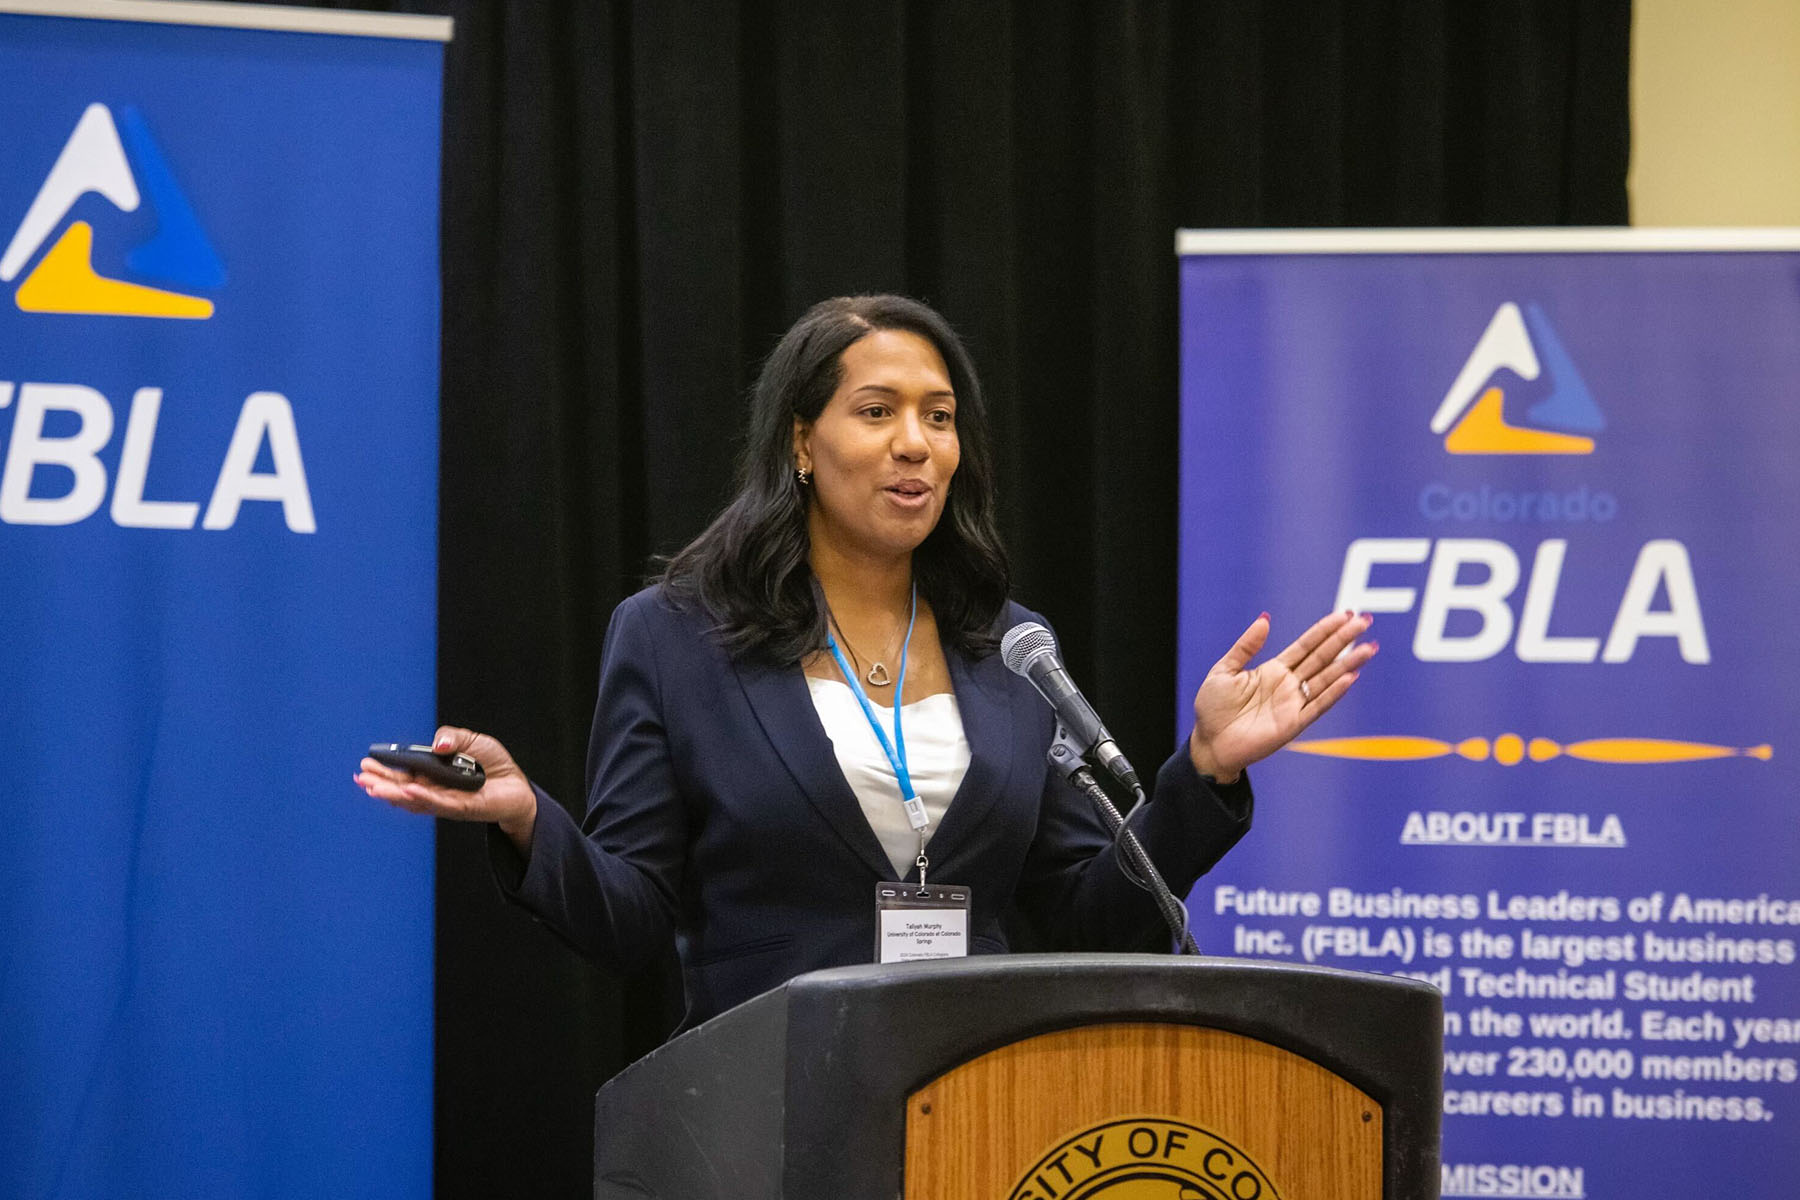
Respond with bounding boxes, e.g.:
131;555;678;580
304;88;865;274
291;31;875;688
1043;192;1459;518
659;295;1010;663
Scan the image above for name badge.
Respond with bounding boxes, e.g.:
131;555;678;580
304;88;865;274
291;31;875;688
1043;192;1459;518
875;883;972;963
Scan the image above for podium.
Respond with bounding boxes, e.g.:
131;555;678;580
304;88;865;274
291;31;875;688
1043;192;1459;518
592;954;1442;1199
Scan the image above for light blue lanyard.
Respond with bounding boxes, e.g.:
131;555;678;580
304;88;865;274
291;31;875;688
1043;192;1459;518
825;582;928;837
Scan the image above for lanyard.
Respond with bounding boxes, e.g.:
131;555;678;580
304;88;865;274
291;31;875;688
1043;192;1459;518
826;583;931;884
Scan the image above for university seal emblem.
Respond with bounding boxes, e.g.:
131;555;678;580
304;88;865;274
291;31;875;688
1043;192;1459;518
1007;1117;1280;1200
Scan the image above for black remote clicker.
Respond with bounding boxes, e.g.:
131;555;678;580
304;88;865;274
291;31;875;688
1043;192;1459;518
367;743;486;791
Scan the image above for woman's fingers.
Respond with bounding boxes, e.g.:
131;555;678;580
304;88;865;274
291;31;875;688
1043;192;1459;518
356;767;417;805
1292;612;1374;681
356;727;533;828
358;757;411;784
1299;668;1362;725
433;725;517;775
356;730;534;827
355;765;468;818
433;725;479;754
1274;610;1358;670
1211;612;1270;674
1299;639;1378;704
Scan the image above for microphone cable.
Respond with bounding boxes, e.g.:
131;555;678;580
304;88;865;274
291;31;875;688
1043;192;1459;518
1049;737;1200;955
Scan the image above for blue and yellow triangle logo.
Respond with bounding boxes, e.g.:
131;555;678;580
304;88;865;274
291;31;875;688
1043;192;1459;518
1;104;223;319
1429;302;1603;455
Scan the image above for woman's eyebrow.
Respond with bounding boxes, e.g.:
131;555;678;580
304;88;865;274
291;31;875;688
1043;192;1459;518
849;384;956;399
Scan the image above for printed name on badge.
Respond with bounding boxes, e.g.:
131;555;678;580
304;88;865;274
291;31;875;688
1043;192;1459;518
875;884;972;963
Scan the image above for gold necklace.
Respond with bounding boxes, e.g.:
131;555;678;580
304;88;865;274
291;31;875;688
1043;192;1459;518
829;609;907;687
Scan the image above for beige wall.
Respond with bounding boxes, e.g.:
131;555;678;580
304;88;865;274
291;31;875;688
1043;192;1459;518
1630;0;1800;225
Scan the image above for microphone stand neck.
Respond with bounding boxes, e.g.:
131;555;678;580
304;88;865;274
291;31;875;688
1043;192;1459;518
1047;724;1199;955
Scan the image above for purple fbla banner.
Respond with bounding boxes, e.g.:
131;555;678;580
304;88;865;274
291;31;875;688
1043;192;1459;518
1178;229;1800;1200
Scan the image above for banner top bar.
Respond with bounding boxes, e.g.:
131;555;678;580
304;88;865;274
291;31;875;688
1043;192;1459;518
0;0;452;41
1176;227;1800;256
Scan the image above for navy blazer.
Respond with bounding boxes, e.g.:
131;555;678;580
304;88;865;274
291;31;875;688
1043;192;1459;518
492;586;1253;1029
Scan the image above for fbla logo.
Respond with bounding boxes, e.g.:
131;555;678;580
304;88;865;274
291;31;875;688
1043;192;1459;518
1;103;223;319
1429;302;1603;455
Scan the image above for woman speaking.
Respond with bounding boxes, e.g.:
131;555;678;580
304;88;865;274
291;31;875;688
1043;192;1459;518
356;294;1375;1031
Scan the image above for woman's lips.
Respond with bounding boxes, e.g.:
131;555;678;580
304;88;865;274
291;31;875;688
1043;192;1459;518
883;482;932;509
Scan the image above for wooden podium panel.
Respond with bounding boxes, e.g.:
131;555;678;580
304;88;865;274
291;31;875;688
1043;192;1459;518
906;1022;1382;1199
591;959;1438;1199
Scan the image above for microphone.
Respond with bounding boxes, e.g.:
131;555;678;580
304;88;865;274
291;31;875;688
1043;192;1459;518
1001;622;1141;791
1002;621;1197;954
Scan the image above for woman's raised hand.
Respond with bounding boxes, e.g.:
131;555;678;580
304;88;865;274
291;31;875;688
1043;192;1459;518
356;726;539;850
1187;610;1376;782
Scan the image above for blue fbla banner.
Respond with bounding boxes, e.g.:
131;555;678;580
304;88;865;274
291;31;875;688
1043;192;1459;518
1178;230;1800;1200
0;8;446;1199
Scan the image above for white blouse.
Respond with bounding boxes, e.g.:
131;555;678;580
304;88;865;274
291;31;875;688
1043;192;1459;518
806;676;972;880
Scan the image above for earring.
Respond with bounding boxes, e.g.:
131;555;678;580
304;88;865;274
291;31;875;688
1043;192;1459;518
796;466;811;485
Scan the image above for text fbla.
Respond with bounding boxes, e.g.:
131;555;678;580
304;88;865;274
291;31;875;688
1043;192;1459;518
1335;537;1707;663
0;381;315;531
1402;810;1625;846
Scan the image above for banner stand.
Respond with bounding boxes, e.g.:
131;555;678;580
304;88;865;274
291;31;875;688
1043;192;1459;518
1178;225;1800;1200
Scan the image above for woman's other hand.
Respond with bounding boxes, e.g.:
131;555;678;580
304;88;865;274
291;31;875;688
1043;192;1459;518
356;726;539;854
1188;611;1377;783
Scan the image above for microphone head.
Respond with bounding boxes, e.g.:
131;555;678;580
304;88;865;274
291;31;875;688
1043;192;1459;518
1001;622;1057;677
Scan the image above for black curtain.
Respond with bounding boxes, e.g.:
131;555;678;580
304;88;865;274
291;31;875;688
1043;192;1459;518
272;2;1629;1194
